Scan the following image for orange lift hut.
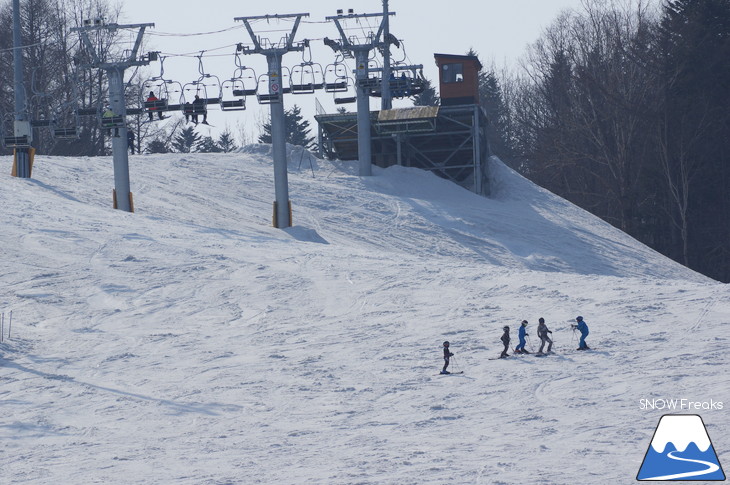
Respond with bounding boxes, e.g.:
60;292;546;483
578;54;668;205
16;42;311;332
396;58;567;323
434;53;483;106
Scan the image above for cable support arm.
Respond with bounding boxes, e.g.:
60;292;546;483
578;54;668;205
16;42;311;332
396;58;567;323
234;14;309;54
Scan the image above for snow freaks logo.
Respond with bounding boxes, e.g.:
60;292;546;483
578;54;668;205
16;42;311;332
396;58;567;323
637;414;726;481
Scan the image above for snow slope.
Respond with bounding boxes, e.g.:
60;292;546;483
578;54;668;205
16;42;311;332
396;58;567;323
1;148;728;484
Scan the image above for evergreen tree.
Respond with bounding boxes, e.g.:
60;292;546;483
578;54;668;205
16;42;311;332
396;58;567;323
217;129;238;153
411;77;439;106
466;49;516;163
146;137;170;154
197;136;222;153
172;126;201;153
258;105;315;149
478;70;514;162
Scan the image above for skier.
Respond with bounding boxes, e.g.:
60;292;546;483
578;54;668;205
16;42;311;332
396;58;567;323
500;326;511;358
536;317;553;355
515;320;530;354
146;91;164;121
441;341;454;374
572;316;590;350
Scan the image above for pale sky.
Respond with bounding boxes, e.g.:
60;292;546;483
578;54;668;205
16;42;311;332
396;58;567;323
113;0;588;141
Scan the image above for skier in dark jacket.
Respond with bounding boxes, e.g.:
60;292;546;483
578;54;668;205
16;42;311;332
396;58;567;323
572;316;590;350
515;320;530;354
536;317;553;355
500;326;511;358
441;341;454;374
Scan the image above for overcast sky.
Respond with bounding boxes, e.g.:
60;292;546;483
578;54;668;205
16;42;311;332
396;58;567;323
114;0;588;140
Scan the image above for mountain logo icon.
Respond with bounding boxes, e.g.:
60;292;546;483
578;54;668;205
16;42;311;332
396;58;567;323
637;414;726;481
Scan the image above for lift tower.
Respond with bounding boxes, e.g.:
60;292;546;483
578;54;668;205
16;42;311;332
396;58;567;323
235;13;309;229
71;21;154;212
326;9;394;176
11;0;32;178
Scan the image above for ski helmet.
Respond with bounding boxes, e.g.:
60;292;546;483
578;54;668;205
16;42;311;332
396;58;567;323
521;320;528;325
576;316;583;322
539;317;545;324
503;326;509;331
443;341;450;347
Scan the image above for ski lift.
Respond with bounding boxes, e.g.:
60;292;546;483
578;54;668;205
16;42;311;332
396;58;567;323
142;55;181;115
381;64;426;99
220;78;247;111
181;53;222;113
29;67;57;130
230;67;258;97
290;45;324;94
359;58;382;95
100;108;125;130
324;58;351;93
230;50;258;97
255;73;280;104
1;114;32;148
182;77;221;115
290;62;325;94
52;99;80;139
254;67;291;104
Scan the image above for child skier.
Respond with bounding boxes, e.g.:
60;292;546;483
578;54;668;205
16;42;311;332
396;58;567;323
500;326;511;358
441;341;454;374
514;320;530;354
536;317;553;355
572;316;590;350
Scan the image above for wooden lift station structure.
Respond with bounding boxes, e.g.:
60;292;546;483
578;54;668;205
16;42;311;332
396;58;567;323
316;53;491;195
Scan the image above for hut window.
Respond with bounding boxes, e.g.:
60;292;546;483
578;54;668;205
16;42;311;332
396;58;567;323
442;63;464;83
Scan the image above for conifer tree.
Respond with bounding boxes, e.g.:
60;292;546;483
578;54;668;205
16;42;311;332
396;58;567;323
411;77;439;107
197;136;222;153
258;105;315;149
217;129;238;153
172;126;201;153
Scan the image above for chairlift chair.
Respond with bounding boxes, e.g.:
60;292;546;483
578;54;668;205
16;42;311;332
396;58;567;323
142;78;170;111
1;114;32;148
230;66;258;97
182;77;221;114
324;61;350;93
255;73;282;105
52;100;80;139
290;62;325;94
220;78;247;111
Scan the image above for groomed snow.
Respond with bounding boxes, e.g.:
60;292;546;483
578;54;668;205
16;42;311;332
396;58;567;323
1;148;728;484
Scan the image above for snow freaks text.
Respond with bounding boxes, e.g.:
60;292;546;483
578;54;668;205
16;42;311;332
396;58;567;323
639;399;724;411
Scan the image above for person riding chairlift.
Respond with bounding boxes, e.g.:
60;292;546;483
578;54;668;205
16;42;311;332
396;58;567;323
191;95;208;125
146;91;164;121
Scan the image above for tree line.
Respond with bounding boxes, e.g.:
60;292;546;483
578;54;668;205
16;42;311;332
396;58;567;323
477;0;730;282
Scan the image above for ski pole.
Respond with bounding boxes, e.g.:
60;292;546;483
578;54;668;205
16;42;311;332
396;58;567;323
1;313;4;343
526;335;534;352
8;311;11;339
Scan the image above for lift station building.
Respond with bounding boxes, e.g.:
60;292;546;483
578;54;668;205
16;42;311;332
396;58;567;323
316;53;491;195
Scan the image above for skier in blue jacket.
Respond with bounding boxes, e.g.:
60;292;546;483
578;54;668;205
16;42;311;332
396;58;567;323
515;320;530;354
572;316;590;350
